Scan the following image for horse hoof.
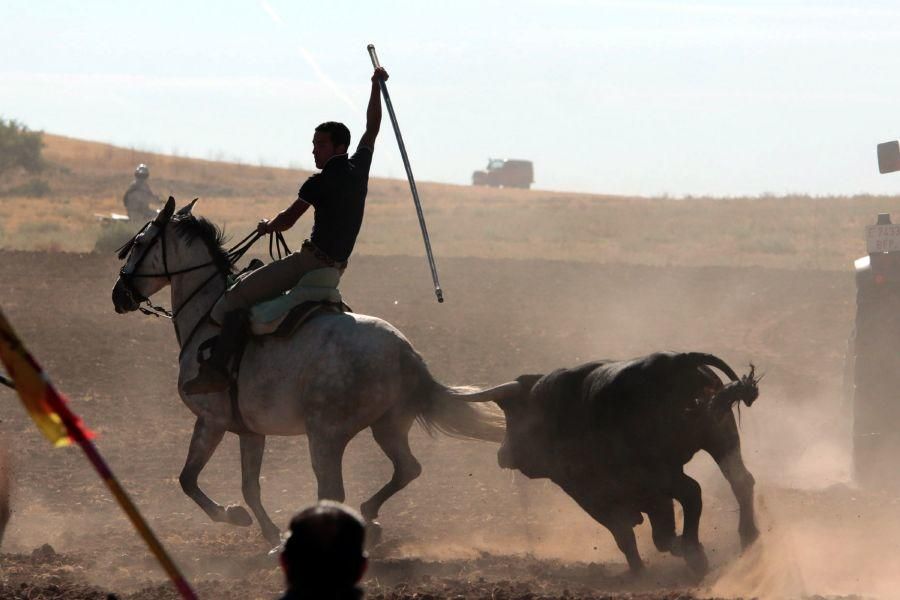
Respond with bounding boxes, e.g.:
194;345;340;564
365;520;383;548
263;528;283;548
224;504;253;527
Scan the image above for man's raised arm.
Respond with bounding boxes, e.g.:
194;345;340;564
358;67;388;150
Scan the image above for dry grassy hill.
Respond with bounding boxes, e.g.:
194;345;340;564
2;133;899;270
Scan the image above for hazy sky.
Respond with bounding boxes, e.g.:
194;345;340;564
4;0;900;197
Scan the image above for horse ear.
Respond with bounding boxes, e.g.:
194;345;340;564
154;196;176;225
176;197;199;216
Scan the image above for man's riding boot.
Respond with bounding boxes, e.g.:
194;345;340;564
183;309;249;395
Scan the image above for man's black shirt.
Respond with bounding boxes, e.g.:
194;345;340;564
298;146;373;263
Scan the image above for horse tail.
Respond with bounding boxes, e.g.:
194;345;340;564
417;383;508;443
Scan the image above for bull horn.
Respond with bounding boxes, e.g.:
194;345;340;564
460;381;522;403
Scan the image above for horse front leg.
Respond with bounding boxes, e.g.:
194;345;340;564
179;417;251;527
239;432;281;545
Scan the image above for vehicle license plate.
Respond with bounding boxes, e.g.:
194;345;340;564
866;224;900;253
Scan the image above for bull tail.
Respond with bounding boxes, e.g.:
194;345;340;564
417;383;510;443
682;353;760;411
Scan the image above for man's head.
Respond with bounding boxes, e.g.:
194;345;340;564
134;163;150;180
280;501;367;593
313;122;351;168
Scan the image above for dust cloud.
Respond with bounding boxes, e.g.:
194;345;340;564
2;244;899;599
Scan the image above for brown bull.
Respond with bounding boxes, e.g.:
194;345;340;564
479;352;759;575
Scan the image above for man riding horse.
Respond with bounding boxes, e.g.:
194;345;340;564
185;66;389;395
123;163;161;222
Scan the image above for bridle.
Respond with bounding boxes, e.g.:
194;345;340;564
116;205;288;350
117;219;225;321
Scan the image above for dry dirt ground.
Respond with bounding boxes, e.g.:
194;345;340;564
0;249;896;599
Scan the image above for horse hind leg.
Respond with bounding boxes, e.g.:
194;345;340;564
307;431;350;503
239;432;281;546
179;418;251;527
360;412;421;527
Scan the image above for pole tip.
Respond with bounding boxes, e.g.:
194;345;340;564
436;288;444;303
367;43;375;50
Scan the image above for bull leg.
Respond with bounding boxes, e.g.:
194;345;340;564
569;492;644;574
578;503;644;573
308;432;349;502
645;495;677;554
239;432;281;546
711;447;758;548
179;418;252;526
670;472;708;575
705;415;759;548
360;413;421;522
604;516;644;574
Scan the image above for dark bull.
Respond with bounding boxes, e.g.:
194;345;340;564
475;351;759;575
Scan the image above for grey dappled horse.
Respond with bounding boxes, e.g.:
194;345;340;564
111;198;513;545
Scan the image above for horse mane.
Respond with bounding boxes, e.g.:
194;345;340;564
172;215;234;274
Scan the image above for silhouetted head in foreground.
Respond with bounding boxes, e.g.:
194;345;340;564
280;501;368;600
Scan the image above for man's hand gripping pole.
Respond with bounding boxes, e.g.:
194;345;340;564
367;44;444;303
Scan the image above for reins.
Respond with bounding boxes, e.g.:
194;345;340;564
118;218;291;328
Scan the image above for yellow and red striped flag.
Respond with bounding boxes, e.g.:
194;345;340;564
0;309;93;447
0;306;196;599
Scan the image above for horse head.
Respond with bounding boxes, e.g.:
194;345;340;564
111;196;198;313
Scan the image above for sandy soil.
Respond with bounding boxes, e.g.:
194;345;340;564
0;249;896;599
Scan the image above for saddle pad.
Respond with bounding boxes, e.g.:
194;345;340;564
249;268;342;335
212;267;342;327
